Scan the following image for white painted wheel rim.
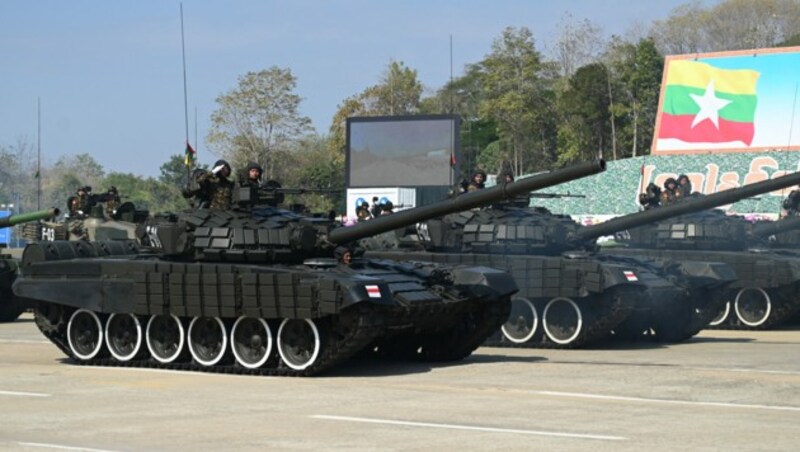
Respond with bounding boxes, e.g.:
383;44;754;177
104;313;142;361
734;288;772;327
231;316;273;369
146;314;185;364
501;297;538;344
277;318;321;371
188;317;228;366
542;297;583;345
708;302;731;326
67;309;104;360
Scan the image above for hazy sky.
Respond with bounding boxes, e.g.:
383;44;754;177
1;0;713;177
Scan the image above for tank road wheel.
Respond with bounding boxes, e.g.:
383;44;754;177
501;297;539;344
734;288;772;328
146;314;185;364
67;309;105;361
542;297;584;346
231;317;273;369
708;302;731;327
277;318;321;371
188;317;228;367
104;313;143;362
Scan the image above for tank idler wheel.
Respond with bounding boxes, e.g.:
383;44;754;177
734;288;772;327
542;297;584;346
188;317;228;367
105;313;143;362
708;302;731;327
231;317;273;369
277;318;321;371
501;297;539;344
67;309;105;361
146;314;186;364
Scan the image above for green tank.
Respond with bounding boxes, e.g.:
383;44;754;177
0;208;60;322
12;161;602;376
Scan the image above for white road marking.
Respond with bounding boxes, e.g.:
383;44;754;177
687;366;800;376
0;339;49;344
311;415;626;441
0;390;50;398
17;442;117;452
536;390;800;412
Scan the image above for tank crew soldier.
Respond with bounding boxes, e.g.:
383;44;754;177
66;196;85;219
102;186;121;216
183;159;235;210
497;169;515;183
241;162;264;188
76;185;94;212
677;174;694;198
467;169;487;192
660;177;682;206
370;196;382;218
334;246;353;266
782;185;800;217
638;182;662;210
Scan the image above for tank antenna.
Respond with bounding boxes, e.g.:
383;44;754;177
180;3;194;186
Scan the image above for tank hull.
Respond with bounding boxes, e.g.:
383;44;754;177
14;241;514;376
604;247;800;330
365;248;719;348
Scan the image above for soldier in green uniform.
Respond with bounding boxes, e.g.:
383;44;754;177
183;160;234;209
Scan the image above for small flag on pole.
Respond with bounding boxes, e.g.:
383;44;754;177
184;141;196;166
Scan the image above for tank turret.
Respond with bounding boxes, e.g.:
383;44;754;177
13;160;604;376
603;172;800;330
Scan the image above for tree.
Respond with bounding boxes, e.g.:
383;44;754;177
361;61;423;116
556;63;612;165
550;13;605;78
207;67;313;178
477;26;557;175
158;154;208;188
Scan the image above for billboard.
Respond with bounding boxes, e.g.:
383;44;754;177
652;46;800;155
346;115;459;187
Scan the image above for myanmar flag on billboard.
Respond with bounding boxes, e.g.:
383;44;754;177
658;60;759;146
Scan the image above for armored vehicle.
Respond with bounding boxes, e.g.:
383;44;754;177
604;177;800;330
21;200;146;243
365;170;800;348
0;208;60;322
11;162;603;376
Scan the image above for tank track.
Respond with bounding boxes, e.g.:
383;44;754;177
706;297;800;331
484;290;635;349
33;303;384;377
370;297;511;360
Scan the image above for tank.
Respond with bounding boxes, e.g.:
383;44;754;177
11;161;604;376
604;175;800;330
0;208;60;322
364;170;800;348
21;200;146;243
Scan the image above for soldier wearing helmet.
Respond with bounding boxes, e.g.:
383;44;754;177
467;169;487;192
183;159;234;209
660;177;682;206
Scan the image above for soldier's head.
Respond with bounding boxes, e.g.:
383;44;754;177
245;162;263;182
471;170;487;185
67;196;80;213
677;174;689;186
664;177;678;191
212;160;232;178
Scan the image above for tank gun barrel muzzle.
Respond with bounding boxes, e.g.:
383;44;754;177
0;207;60;229
576;171;800;242
751;215;800;238
327;159;606;244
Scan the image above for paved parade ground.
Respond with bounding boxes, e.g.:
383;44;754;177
1;313;799;451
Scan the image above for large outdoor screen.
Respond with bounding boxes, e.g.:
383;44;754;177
346;115;460;187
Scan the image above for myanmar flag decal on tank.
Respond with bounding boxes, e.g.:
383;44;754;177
658;60;759;146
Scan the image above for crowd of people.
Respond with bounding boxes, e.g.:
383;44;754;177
638;174;695;210
354;196;395;222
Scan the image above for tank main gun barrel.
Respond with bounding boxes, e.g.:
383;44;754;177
751;215;800;238
575;171;800;242
328;159;606;245
0;208;59;229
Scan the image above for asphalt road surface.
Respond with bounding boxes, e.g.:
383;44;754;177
1;313;799;451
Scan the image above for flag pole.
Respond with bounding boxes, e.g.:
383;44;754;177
37;97;41;210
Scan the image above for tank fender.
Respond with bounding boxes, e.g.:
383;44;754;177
601;266;675;290
327;275;395;307
667;261;737;288
448;266;518;298
12;275;135;313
